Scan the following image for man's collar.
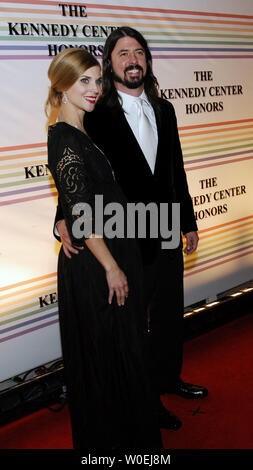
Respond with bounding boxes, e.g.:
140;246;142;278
117;89;148;111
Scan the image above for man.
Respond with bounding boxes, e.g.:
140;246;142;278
54;27;208;430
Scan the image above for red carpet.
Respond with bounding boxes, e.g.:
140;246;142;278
0;313;253;450
162;312;253;450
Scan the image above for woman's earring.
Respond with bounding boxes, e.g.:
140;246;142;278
62;92;68;104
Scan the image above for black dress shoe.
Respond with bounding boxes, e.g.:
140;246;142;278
172;380;208;399
155;408;182;430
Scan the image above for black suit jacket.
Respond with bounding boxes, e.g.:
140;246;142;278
53;97;197;264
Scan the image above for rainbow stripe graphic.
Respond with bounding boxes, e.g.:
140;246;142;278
0;273;58;344
180;118;253;276
180;118;253;172
0;141;57;206
0;1;253;59
183;215;253;277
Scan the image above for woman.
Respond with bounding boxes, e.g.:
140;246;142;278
46;48;161;449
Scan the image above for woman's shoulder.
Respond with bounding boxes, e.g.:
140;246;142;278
48;122;88;150
47;123;82;167
48;121;75;141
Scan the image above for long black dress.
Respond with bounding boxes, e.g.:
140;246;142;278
47;122;161;449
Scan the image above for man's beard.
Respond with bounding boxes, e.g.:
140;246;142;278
112;64;145;89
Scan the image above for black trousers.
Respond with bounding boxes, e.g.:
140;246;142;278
143;245;184;396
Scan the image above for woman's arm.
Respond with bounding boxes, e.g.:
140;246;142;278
56;220;128;306
48;128;128;306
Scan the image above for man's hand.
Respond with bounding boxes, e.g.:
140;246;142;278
184;231;199;255
57;219;84;259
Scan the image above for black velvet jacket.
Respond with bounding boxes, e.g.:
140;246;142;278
53;97;197;264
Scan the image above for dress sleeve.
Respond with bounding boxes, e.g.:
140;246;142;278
48;128;96;245
53;199;64;242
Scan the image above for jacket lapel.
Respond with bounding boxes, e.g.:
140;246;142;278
110;105;156;178
153;103;174;187
153;106;163;177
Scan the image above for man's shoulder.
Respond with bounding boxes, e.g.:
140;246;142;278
157;96;175;113
85;100;120;123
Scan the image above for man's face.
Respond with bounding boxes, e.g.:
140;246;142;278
110;36;147;94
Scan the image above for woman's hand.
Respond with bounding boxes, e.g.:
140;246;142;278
83;236;129;307
105;265;129;306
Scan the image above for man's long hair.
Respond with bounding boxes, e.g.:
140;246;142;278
101;27;161;111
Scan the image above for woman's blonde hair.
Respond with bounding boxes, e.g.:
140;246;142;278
45;48;100;126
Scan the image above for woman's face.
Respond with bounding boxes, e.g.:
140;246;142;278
64;65;102;113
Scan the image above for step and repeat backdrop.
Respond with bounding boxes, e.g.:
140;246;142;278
1;0;253;381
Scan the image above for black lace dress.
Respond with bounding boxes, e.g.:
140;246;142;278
47;122;161;449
